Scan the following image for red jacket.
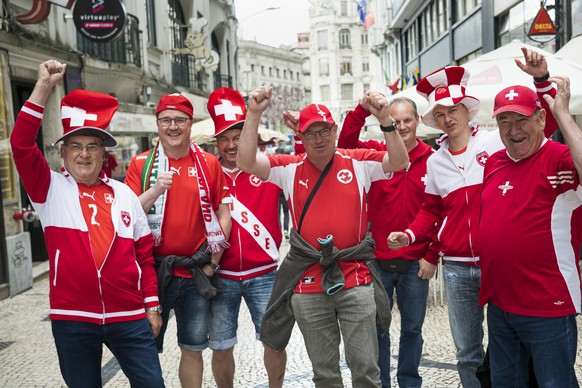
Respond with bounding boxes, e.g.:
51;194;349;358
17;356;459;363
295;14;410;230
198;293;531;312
338;104;440;264
11;101;159;325
220;169;282;280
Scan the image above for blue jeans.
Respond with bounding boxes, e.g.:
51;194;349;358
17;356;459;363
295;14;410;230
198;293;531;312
208;271;276;350
156;276;210;352
291;284;380;388
51;319;164;388
377;260;428;388
443;262;484;388
487;302;579;387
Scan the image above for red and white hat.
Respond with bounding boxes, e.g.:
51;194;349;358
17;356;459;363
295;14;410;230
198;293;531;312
416;66;480;128
493;85;542;117
298;103;335;133
156;93;194;118
208;87;246;137
53;89;118;147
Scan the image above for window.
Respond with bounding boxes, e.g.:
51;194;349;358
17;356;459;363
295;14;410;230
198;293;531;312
363;83;370;92
269;67;272;77
404;21;418;62
320;85;330;101
341;84;353;101
339;29;351;49
276;68;280;78
319;58;329;76
340;58;352;75
341;0;348;16
284;69;287;79
261;66;265;75
361;31;368;46
146;0;157;46
453;0;481;23
318;30;328;50
251;64;255;72
362;57;369;72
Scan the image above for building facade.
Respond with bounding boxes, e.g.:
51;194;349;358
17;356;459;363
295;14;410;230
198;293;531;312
0;0;237;299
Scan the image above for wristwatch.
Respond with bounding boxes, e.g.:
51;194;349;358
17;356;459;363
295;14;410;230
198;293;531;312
208;262;220;274
146;305;162;314
380;119;397;133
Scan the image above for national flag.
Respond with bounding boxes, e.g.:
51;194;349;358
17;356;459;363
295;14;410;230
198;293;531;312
387;78;400;95
357;0;367;24
411;68;420;85
363;13;375;29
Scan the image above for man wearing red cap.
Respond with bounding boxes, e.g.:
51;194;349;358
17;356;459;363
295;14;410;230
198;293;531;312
388;48;558;387
125;92;231;387
205;87;287;387
338;94;439;388
237;86;409;387
479;77;582;387
10;60;163;387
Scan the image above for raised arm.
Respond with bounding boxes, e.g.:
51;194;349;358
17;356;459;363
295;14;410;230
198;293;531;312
236;86;273;179
544;76;582;181
364;92;408;172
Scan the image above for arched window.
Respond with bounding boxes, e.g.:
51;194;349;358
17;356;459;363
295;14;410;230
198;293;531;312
339;29;351;49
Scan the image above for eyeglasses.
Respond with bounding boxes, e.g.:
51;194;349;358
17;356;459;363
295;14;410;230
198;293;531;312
63;143;103;153
157;117;191;128
302;127;333;140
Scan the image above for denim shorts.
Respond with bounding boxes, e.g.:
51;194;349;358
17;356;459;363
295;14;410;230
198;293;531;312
157;276;210;352
208;271;276;350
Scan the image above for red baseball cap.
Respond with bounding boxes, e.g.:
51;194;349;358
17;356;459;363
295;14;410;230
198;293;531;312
493;86;542;117
53;89;118;147
156;93;193;118
208;87;246;137
298;103;335;133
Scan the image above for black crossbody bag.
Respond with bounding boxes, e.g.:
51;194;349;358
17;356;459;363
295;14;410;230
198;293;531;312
296;156;334;235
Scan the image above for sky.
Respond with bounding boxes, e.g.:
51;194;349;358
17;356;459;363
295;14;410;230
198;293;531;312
234;0;310;47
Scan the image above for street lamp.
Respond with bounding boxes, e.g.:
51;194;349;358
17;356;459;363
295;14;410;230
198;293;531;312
237;6;281;25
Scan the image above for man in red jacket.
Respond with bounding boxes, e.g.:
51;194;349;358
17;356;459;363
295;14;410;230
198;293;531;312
206;87;287;387
338;95;438;388
10;60;163;387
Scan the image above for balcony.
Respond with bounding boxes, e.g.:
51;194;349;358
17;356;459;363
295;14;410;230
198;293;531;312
77;14;143;68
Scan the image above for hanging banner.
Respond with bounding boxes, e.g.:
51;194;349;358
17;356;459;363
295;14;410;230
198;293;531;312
73;0;127;42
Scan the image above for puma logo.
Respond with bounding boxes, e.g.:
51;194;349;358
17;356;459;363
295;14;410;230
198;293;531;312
299;179;309;189
170;166;182;176
80;191;96;201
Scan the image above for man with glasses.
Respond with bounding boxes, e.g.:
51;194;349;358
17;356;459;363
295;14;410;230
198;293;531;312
237;87;408;387
125;93;232;388
10;59;163;387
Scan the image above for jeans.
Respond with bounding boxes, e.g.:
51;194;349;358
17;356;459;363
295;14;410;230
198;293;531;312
378;260;428;388
209;271;276;350
291;283;380;388
443;262;484;388
156;276;210;352
487;302;579;387
51;319;164;388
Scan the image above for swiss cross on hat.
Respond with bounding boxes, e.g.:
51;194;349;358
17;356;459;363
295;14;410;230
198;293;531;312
416;66;480;129
298;103;335;133
493;85;542;117
156;93;194;118
53;89;118;147
208;87;246;137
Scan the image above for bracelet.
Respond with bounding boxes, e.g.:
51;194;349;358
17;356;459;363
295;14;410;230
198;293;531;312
533;72;550;82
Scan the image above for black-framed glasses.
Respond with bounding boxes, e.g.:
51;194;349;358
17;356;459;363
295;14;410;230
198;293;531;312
63;143;103;153
157;117;191;128
302;127;333;140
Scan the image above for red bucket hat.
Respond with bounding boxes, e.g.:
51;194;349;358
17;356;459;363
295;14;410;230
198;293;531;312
156;93;194;118
298;103;335;133
416;66;480;129
493;85;542;117
53;89;118;147
208;87;246;137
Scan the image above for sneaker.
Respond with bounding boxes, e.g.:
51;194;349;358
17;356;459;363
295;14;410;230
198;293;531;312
284;230;289;240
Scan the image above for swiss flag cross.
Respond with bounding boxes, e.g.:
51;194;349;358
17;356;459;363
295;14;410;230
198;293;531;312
121;211;131;227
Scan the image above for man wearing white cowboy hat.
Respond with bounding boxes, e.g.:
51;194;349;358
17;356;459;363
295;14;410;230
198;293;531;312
387;47;559;387
10;59;164;387
205;87;287;388
125;92;232;388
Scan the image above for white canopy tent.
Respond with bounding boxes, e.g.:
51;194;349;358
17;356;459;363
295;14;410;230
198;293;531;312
555;34;582;63
190;117;289;145
391;40;582;131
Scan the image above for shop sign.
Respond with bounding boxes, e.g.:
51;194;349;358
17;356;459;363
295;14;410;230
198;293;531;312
73;0;127;42
527;6;558;43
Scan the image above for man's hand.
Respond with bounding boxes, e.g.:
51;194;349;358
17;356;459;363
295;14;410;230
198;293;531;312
515;47;548;79
248;86;272;114
387;232;409;250
152;171;174;197
363;92;391;125
283;110;300;134
146;310;162;337
360;91;373;111
417;258;437;280
38;59;67;87
543;76;571;116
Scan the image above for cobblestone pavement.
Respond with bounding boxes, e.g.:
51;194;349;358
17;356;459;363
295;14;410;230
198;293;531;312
1;241;581;387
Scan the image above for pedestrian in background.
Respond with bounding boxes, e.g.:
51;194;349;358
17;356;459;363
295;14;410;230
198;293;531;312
206;87;287;387
10;59;164;387
338;94;439;388
125;93;231;388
